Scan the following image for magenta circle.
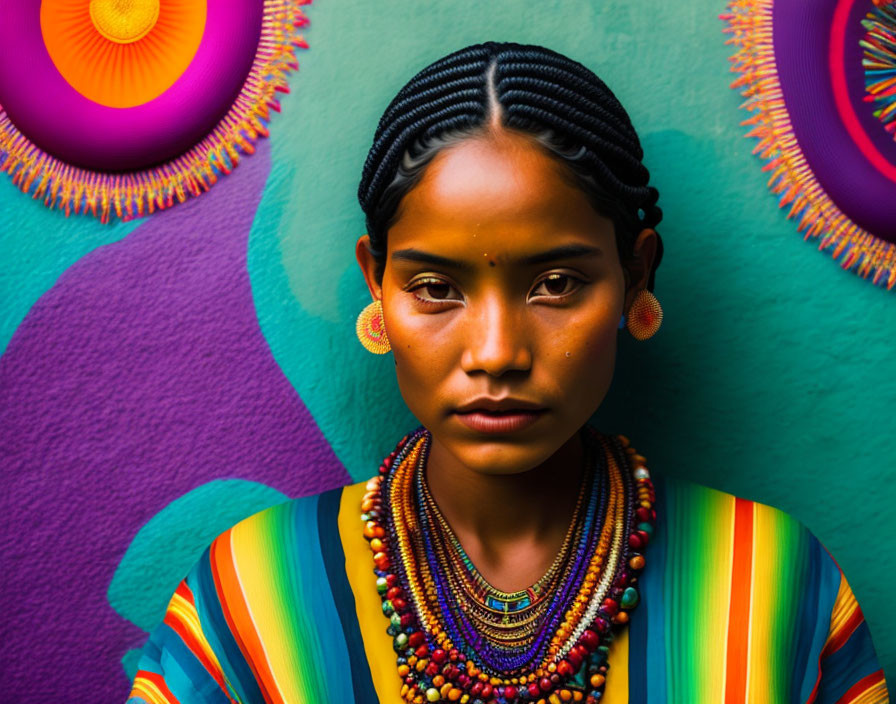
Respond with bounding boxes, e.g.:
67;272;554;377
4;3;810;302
0;0;263;172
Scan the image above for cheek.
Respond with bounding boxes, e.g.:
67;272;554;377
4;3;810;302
385;306;457;419
538;302;619;401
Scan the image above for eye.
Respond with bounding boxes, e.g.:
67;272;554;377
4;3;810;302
407;277;463;305
529;273;584;300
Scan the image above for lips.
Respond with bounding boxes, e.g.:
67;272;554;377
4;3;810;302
453;397;547;434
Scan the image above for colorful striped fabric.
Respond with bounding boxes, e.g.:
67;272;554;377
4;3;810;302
126;473;890;703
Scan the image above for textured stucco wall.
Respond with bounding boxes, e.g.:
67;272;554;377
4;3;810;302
1;0;893;700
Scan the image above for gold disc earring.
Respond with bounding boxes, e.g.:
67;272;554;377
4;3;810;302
626;289;663;340
356;299;391;354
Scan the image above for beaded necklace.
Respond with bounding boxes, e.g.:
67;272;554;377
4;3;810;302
415;439;602;674
361;426;656;704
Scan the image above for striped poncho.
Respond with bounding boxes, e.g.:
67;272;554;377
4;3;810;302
126;474;889;703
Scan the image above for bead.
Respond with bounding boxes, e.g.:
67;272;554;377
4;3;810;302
425;688;440;702
621;587;639;609
580;629;599;650
529;683;543;697
628;555;645;570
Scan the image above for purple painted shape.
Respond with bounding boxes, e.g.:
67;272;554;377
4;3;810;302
0;137;349;702
0;0;261;170
773;0;896;242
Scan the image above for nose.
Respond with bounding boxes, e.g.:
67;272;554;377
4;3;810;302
460;291;532;377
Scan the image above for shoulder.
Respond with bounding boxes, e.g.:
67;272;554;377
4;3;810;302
653;475;889;701
201;479;373;560
655;473;842;589
658;473;811;536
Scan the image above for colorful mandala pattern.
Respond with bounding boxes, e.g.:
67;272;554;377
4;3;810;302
722;0;896;289
0;0;310;223
863;0;896;138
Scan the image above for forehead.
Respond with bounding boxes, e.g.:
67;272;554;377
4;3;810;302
387;130;616;258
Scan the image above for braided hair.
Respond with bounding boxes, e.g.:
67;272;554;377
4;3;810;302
357;41;664;291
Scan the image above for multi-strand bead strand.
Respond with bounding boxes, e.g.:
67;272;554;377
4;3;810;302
362;427;657;704
417;442;604;675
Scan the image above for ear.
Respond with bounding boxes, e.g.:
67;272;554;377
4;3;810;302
355;234;383;301
623;228;659;312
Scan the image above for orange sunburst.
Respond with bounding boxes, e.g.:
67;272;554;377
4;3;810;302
40;0;207;108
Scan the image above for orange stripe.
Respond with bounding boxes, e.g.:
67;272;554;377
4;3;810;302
164;599;238;704
141;670;180;703
724;498;754;704
837;669;888;704
210;534;277;704
175;580;192;602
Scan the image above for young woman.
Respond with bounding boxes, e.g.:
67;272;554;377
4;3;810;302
126;42;889;704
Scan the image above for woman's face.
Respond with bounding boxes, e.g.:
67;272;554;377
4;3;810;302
357;128;656;475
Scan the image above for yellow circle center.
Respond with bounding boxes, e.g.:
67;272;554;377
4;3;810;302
88;0;160;44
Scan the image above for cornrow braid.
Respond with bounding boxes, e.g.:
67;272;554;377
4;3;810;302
357;41;664;290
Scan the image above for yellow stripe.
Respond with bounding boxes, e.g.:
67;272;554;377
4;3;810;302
167;592;229;685
747;503;777;703
228;509;298;703
828;573;860;643
339;480;407;704
602;625;629;704
694;489;736;702
748;504;806;704
847;677;890;704
128;676;173;704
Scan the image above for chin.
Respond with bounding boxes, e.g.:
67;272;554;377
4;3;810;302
441;432;563;476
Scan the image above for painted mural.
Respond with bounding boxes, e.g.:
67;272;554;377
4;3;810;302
1;1;894;701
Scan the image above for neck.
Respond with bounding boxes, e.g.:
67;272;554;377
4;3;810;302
422;428;586;591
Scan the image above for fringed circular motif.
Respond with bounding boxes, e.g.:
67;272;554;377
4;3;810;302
356;299;392;354
626;290;663;341
721;0;896;289
863;1;896;138
0;0;311;223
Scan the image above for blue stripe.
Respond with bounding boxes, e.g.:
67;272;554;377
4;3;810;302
191;548;266;704
287;494;359;702
814;621;883;704
792;535;841;704
155;622;233;703
318;486;380;704
628;564;648;704
643;473;668;704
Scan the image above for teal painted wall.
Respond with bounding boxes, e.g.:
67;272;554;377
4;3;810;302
2;0;893;694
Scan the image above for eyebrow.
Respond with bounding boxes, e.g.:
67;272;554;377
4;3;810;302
390;244;603;270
